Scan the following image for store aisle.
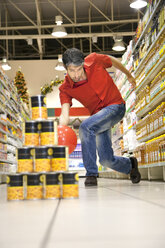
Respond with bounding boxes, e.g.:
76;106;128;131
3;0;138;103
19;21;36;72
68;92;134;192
0;178;165;248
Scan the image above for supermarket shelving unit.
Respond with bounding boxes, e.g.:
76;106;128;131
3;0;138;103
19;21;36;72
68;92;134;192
99;0;165;181
0;69;31;183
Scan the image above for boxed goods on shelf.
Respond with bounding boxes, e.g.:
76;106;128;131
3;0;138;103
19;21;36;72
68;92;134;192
133;143;146;166
123;128;139;152
133;0;165;54
133;134;165;166
145;134;165;164
136;102;165;140
135;68;165;115
150;68;165;100
111;0;165;182
135;86;150;113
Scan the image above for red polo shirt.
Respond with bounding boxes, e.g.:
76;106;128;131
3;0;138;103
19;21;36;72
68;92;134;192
59;53;125;115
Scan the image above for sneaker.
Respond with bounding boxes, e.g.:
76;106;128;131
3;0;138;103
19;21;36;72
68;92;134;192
84;176;97;186
130;157;141;184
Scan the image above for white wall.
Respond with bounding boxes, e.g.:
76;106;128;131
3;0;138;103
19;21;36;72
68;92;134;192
6;60;83;108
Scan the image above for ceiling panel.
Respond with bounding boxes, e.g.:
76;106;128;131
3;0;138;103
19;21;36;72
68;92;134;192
0;0;145;60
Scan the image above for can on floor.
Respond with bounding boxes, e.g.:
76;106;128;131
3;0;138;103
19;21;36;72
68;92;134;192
26;173;43;200
6;174;24;200
34;146;52;172
31;95;47;120
42;172;62;199
24;121;40;146
62;172;79;199
17;147;34;173
52;146;68;171
40;120;57;146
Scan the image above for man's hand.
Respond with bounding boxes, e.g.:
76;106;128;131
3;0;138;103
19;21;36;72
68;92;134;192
59;114;69;126
127;74;136;89
59;103;70;126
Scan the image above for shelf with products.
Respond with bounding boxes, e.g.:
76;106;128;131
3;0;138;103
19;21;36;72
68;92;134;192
136;88;165;118
124;123;136;135
137;126;165;143
126;104;135;114
109;1;165;181
139;161;165;169
0;71;19;101
7;145;16;155
112;134;123;144
0;69;31;181
134;24;165;76
0;87;10;102
7;120;18;130
136;106;165;146
123;88;134;102
112;121;123;143
114;40;134;91
69;142;84;171
133;0;163;54
0;95;22;128
0;72;31;121
0;127;22;144
0;159;17;165
135;53;165;93
0;138;7;144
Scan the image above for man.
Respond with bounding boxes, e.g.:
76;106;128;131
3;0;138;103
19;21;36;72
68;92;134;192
59;48;141;186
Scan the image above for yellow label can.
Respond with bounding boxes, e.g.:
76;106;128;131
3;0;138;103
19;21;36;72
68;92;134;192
51;146;68;171
6;174;24;201
62;172;79;199
17;147;34;173
34;146;51;172
31;95;47;120
24;121;39;146
26;173;43;200
42;172;62;199
40;120;56;145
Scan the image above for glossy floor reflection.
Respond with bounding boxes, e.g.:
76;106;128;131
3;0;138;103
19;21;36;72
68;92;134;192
0;178;165;248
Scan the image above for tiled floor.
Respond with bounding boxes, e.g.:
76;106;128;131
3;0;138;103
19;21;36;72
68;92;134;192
0;178;165;248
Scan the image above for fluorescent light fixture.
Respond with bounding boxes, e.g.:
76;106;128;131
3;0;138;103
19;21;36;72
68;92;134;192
130;0;147;9
112;37;125;52
27;38;33;45
1;58;11;71
92;36;98;43
51;15;67;38
55;55;65;71
52;25;67;38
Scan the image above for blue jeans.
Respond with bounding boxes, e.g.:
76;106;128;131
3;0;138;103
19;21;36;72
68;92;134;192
79;103;132;176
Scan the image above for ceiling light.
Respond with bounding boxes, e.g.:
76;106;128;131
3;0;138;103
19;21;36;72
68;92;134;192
27;38;33;45
55;55;65;71
1;58;11;71
130;0;147;9
92;36;98;43
51;15;67;38
55;15;63;25
112;37;125;52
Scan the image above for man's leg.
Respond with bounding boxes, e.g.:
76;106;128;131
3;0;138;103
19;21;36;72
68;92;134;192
96;129;131;174
79;103;129;186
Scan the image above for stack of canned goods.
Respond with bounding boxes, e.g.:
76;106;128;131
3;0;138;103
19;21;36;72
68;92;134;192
6;95;79;201
17;146;68;172
6;172;79;200
24;120;58;147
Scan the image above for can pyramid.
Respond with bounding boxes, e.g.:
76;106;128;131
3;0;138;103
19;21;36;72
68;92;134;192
7;95;79;201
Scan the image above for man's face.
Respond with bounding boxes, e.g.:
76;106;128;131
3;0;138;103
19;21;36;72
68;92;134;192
67;64;85;82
